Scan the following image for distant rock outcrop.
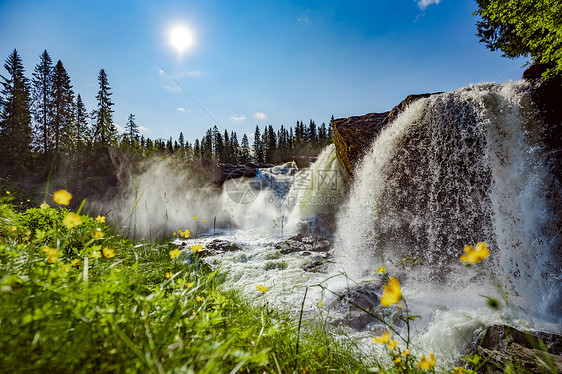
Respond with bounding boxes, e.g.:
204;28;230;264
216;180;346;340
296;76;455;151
332;93;441;175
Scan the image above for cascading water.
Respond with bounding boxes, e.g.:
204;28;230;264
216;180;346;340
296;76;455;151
334;81;561;339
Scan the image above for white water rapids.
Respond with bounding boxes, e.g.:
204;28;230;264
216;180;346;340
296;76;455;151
109;80;561;367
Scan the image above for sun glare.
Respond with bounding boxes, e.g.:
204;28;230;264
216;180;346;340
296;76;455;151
169;25;193;54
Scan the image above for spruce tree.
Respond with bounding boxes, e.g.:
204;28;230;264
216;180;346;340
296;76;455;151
75;94;89;147
52;60;74;152
253;125;263;163
241;133;250;164
0;49;33;173
93;69;115;148
124;113;139;147
31;50;54;154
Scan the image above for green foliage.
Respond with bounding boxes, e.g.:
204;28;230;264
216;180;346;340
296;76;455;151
0;198;369;373
474;0;562;79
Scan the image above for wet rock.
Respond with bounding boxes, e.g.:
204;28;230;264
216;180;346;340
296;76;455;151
188;239;243;256
301;254;331;273
275;235;331;255
328;282;402;330
332;93;442;175
472;325;562;373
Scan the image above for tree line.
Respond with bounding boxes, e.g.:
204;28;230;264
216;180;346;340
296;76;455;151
0;48;333;177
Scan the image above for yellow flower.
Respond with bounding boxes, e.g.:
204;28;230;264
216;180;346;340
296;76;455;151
166;272;174;278
317;301;323;307
10;225;17;231
256;284;268;293
91;251;102;260
377;266;386;274
178;229;190;238
169;248;181;259
102;247;115;258
5;191;10;195
185;282;194;287
45;248;58;263
63;213;83;229
71;258;81;267
191;244;203;253
95;215;106;223
451;368;464;374
53;189;72;205
40;202;49;210
193;216;197;220
373;330;391;345
418;353;436;370
202;219;206;223
172;232;176;236
394;357;402;364
62;264;72;273
94;229;104;239
402;349;410;356
380;277;402;306
196;295;205;302
387;339;398;350
460;242;490;264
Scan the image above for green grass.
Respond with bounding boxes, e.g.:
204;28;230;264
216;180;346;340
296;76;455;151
0;192;373;373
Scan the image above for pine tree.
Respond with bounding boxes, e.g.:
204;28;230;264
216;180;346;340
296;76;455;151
31;50;54;154
74;94;90;147
124;114;139;147
241;133;250;164
0;49;33;173
253;125;263;163
52;60;74;152
93;69;115;148
193;138;201;160
178;132;185;148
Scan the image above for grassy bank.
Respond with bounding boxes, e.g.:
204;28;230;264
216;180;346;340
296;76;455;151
0;190;372;373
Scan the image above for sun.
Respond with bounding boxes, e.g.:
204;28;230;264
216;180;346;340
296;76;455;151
169;25;194;54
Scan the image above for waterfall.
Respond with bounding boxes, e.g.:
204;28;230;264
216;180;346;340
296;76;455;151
334;81;561;328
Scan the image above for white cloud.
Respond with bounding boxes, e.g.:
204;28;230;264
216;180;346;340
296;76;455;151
113;123;125;132
416;0;441;9
253;112;267;121
297;15;310;23
176;107;186;112
231;114;246;123
138;126;151;132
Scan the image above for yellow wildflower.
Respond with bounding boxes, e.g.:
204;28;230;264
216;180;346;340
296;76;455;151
53;189;72;205
63;213;83;229
5;191;10;195
373;330;391;344
191;244;203;253
169;248;181;259
202;219;206;223
40;202;49;210
91;251;102;260
94;229;104;239
10;225;17;231
185;282;194;287
377;266;386;274
402;349;410;356
418;353;436;370
460;242;490;264
172;232;176;236
387;339;398;350
451;368;464;374
394;357;402;364
71;258;81;267
62;264;72;273
317;301;323;307
193;216;197;220
380;277;402;306
45;248;58;263
102;247;115;258
95;215;106;223
166;272;174;278
196;295;205;302
256;284;268;293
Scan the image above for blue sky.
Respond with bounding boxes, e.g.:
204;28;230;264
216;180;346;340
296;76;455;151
0;0;526;142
